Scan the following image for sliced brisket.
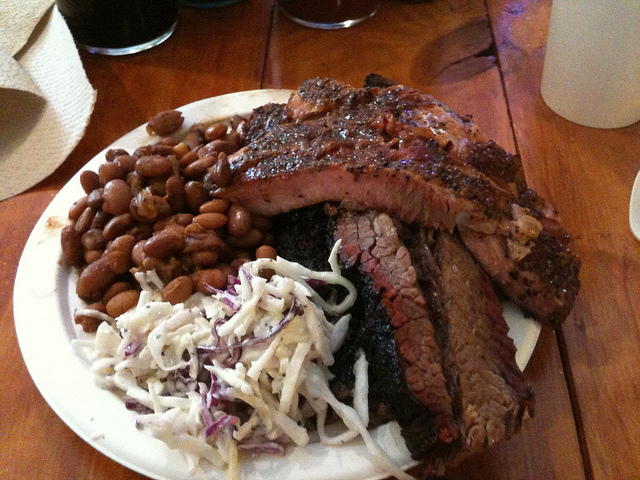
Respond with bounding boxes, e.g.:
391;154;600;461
272;206;535;462
433;230;535;452
271;207;458;463
334;210;460;452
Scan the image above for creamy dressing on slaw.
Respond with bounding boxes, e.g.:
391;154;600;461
74;242;415;480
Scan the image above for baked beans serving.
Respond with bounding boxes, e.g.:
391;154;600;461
61;110;276;332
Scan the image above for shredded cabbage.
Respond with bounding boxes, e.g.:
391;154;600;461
75;243;415;480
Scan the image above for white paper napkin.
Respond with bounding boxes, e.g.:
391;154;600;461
0;1;96;201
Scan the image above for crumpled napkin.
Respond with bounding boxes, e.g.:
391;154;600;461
0;0;96;201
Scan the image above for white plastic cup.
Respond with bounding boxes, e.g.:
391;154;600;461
540;0;640;129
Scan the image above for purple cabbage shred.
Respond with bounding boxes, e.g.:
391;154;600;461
125;398;153;414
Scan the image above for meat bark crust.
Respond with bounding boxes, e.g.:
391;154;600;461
334;210;459;448
218;77;580;326
270;206;454;466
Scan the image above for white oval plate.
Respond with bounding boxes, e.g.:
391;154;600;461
13;90;541;480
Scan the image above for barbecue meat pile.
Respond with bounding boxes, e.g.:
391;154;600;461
271;205;535;473
215;77;580;472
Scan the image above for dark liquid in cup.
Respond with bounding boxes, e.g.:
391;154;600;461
57;0;178;50
278;0;379;25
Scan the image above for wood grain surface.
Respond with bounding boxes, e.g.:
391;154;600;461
1;0;639;479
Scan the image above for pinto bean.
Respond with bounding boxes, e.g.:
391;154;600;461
91;209;111;230
102;179;133;215
131;239;148;266
184;181;207;213
204;123;227;141
161;276;193;305
130;191;172;223
107;249;132;274
126;223;154;242
179;150;199;168
158;136;179;147
143;229;185;259
224;131;242;146
84;249;103;264
135;155;174;178
126;171;144;195
69;196;88;220
209;153;232;187
106;289;140;317
76;256;116;300
173;213;194;226
165;175;187;213
99;161;126;186
184;231;226;252
172;142;189;159
147;110;184;136
61;225;84;266
74;207;96;235
164;175;187;213
153;216;172;231
114;154;138;173
105;148;128;162
150;144;179;158
199;199;230;214
107;234;136;256
191;268;226;293
103;213;135;240
148;177;168;197
81;229;107;251
142;257;183;283
154;214;192;231
162;222;187;236
74;301;107;332
80;171;101;194
227;203;251;237
231;257;252;272
184;155;216;179
134;145;154;157
86;188;104;209
256;245;277;260
204;139;238;156
194;212;228;230
102;281;130;304
191;250;219;267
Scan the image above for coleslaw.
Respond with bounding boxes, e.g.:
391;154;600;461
74;242;415;480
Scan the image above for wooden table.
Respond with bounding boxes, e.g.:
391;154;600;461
2;1;639;478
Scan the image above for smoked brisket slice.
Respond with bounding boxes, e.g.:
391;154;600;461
432;230;535;452
271;207;457;464
272;206;535;463
224;77;580;326
334;210;460;453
